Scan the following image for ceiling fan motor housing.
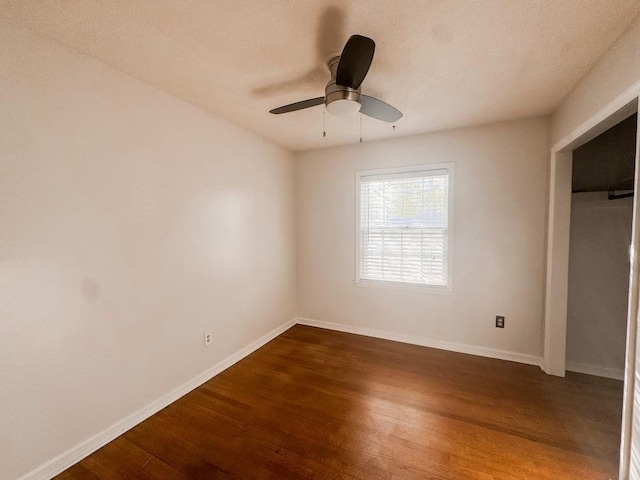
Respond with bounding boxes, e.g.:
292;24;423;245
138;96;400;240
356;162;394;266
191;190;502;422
325;56;362;116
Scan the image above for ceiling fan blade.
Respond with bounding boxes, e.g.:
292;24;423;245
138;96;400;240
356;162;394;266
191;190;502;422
269;97;324;114
336;35;375;90
360;95;403;122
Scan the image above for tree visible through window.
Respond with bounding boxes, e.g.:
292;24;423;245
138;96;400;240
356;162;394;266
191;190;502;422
357;165;451;288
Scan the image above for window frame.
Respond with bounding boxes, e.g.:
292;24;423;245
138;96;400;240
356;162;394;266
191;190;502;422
354;162;454;294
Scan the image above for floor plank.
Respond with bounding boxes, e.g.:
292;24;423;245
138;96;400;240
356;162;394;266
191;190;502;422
54;325;623;479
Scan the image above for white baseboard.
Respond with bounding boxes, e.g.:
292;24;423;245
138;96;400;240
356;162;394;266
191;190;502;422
17;318;297;480
296;318;543;367
566;361;625;381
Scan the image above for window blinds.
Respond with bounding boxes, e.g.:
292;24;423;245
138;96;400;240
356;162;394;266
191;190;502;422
359;168;449;287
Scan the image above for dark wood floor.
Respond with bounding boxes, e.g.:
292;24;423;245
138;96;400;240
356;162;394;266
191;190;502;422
56;325;623;480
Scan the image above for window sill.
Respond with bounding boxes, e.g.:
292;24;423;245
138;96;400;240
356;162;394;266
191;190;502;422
353;279;453;295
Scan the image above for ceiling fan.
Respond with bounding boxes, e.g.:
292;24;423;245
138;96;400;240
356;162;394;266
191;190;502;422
269;35;403;122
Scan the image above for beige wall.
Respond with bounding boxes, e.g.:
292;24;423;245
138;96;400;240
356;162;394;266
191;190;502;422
0;21;296;480
296;118;549;358
566;193;632;377
551;17;640;145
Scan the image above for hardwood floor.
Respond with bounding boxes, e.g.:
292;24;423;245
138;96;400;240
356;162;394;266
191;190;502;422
55;325;623;480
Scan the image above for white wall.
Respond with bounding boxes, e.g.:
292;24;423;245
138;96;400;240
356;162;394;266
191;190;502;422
0;21;296;480
296;118;549;359
551;17;640;145
566;193;632;378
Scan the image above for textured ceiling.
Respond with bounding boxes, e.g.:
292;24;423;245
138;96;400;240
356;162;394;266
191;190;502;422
1;1;639;151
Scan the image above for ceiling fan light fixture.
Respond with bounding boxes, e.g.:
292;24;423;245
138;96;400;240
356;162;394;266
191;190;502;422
326;98;361;116
325;85;361;116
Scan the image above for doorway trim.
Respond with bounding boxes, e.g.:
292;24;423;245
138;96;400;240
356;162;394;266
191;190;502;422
543;82;640;479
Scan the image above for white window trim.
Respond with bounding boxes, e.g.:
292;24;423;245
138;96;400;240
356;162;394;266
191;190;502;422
354;162;455;294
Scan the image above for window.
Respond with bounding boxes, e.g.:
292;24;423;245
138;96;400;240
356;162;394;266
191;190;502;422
356;163;453;290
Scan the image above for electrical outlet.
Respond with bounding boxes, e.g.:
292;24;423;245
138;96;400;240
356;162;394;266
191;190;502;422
204;332;212;347
495;316;505;328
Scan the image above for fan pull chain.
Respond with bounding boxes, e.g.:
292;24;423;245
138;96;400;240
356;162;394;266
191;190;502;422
359;114;363;143
322;106;326;138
